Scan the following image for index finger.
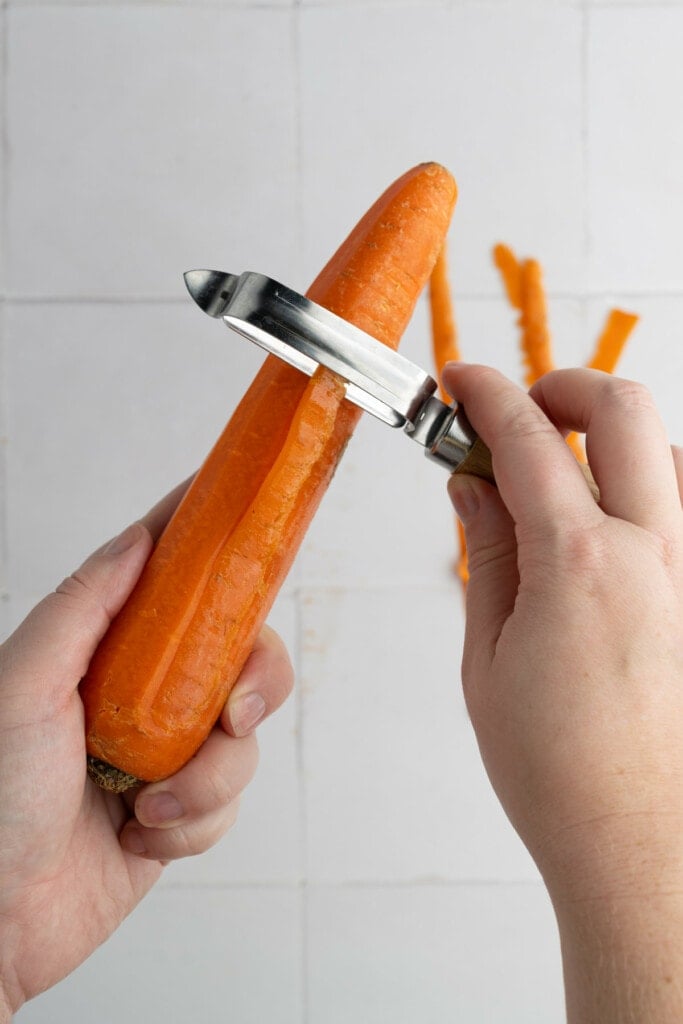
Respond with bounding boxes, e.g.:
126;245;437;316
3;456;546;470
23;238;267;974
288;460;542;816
442;363;603;537
531;368;680;532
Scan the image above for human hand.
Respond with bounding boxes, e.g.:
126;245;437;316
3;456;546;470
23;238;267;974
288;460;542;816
0;482;294;1019
445;364;683;1021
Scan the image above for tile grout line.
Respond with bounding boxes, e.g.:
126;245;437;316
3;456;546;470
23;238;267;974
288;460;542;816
6;288;683;305
10;1;683;9
157;877;546;892
4;1;297;8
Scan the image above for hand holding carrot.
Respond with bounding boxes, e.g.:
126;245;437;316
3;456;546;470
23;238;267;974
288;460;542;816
445;362;683;1022
0;483;293;1020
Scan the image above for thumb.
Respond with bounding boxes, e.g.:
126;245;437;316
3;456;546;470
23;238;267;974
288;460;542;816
0;522;153;720
448;474;519;670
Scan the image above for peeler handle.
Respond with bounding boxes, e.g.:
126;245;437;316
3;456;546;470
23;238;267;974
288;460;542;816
450;435;495;486
450;433;600;502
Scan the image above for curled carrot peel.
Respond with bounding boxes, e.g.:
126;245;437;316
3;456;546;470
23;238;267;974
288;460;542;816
81;162;458;789
518;258;555;387
430;241;639;590
493;246;583;460
427;244;468;586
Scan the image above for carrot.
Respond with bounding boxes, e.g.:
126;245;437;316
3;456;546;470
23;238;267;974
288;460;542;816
518;258;555;386
427;244;469;586
428;244;460;402
492;243;522;310
492;245;587;462
493;245;555;386
81;162;458;791
587;308;639;373
455;520;469;587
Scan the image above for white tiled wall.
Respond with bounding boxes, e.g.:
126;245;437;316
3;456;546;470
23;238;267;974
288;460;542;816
3;1;681;1022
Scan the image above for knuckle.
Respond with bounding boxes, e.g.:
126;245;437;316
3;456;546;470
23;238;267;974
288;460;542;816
165;804;241;859
498;401;556;446
197;735;258;811
561;523;611;573
55;568;95;603
201;757;237;810
52;569;110;641
602;377;654;413
237;733;260;785
466;539;516;577
166;822;209;858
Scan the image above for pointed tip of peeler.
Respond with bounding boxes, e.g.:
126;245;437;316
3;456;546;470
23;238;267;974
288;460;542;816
183;269;240;318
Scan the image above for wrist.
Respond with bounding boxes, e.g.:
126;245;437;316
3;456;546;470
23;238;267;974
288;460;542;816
0;985;12;1024
555;891;683;1023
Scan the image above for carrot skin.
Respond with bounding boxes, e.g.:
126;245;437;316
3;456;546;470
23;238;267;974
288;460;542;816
587;308;639;374
81;163;457;784
518;258;555;386
492;243;522;310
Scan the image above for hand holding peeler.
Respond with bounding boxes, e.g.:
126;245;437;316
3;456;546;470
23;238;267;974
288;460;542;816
183;269;495;483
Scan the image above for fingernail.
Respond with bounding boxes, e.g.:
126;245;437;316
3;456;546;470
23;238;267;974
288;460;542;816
138;791;183;826
105;522;144;555
121;828;146;855
231;692;266;736
448;477;480;523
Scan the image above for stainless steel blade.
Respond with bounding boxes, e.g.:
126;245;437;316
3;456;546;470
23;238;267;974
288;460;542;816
184;270;439;428
184;268;479;470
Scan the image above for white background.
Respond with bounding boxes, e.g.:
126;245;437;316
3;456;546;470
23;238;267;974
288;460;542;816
4;1;683;1021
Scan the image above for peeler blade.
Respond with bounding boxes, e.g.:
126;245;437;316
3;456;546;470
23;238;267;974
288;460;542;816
184;270;438;428
184;269;479;471
183;270;241;319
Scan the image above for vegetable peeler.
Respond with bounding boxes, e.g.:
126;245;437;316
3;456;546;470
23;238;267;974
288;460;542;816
183;269;494;481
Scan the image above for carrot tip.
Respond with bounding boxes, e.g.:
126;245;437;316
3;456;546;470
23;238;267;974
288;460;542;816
87;755;141;793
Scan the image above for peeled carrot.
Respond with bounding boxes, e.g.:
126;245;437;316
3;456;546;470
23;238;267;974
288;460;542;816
81;162;458;790
587;308;639;373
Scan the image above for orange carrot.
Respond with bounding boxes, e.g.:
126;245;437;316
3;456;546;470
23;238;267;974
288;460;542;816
455;520;469;587
428;244;461;401
587;308;639;373
427;243;469;587
81;162;458;790
493;246;555;385
492;243;522;310
492;245;585;461
518;258;555;386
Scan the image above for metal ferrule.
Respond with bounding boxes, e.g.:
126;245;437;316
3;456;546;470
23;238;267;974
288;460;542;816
407;396;477;470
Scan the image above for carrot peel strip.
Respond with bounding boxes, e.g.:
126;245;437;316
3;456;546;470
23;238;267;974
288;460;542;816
492;243;522;310
428;244;461;402
587;308;639;374
518;258;555;387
